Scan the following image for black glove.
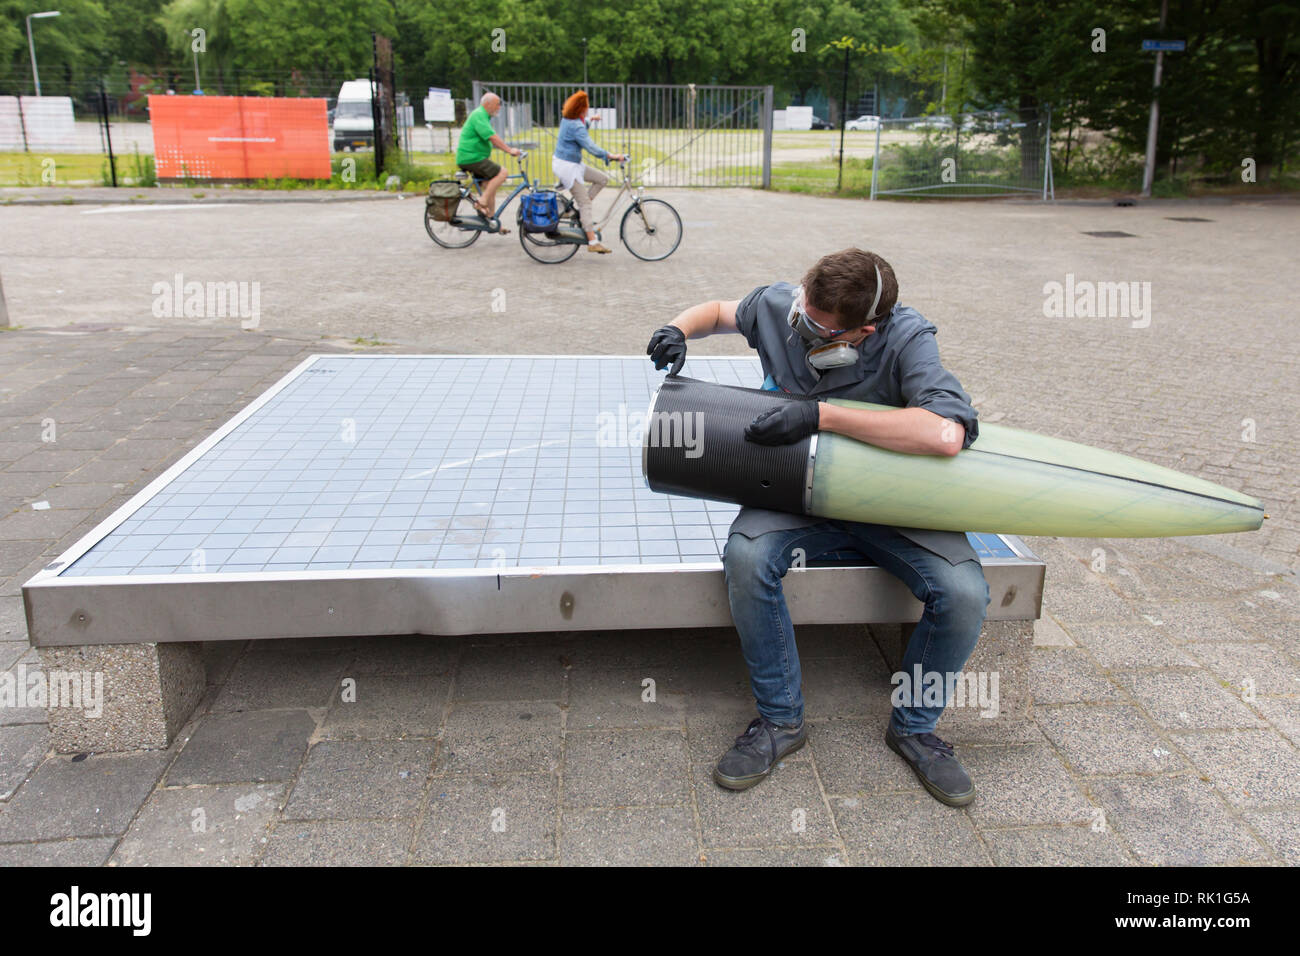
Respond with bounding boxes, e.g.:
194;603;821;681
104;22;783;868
744;400;821;445
646;325;687;376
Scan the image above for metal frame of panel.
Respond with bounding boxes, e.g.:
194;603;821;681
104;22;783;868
23;355;1044;647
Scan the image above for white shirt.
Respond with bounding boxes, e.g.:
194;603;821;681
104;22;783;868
552;156;585;190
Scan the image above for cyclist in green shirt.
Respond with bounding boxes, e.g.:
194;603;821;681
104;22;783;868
457;92;521;230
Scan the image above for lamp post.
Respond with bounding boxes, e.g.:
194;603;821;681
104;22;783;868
26;10;61;96
837;44;849;191
582;37;588;86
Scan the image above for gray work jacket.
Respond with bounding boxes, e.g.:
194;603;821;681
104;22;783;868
728;281;981;567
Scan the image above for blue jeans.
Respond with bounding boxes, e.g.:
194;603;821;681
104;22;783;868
722;520;990;734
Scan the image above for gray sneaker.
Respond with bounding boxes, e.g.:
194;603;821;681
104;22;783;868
885;725;975;806
714;716;807;790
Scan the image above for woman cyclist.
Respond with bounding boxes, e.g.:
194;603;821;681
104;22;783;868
553;90;626;255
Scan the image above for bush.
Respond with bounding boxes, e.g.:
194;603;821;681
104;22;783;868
129;145;156;188
332;152;376;183
1053;139;1143;190
875;136;1029;195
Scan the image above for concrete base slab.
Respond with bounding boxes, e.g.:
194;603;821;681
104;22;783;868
38;642;205;753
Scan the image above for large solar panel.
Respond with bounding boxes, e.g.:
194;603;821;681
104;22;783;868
56;356;763;576
25;356;1043;646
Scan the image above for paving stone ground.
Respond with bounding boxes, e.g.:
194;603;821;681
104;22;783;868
0;191;1296;865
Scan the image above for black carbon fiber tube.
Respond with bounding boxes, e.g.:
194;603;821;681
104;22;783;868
643;376;814;514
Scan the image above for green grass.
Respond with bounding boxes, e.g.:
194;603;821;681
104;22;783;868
0;149;458;191
1051;144;1300;198
0;152;107;186
0;151;159;188
248;152;463;192
772;158;876;197
6;130;1295;198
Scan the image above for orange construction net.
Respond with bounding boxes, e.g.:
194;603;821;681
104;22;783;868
148;95;331;180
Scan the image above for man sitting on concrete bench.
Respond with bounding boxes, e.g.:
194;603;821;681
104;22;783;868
645;247;989;806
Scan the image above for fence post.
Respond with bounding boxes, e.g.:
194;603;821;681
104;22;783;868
761;85;773;189
836;46;848;191
369;66;384;176
16;94;29;152
869;119;881;199
1042;103;1051;201
1048;133;1056;200
619;84;629;167
99;78;117;187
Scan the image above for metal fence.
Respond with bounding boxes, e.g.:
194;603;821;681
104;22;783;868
868;109;1054;199
470;81;773;187
0;69;384;187
0;76;157;186
0;64;1054;199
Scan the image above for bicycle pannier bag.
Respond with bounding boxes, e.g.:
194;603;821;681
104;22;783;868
520;189;560;233
427;180;461;222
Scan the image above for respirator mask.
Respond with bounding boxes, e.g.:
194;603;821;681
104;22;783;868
787;263;883;373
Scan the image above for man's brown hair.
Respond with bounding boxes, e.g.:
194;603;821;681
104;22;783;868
801;248;898;329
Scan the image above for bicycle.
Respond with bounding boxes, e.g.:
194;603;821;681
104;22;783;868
519;156;683;265
423;144;540;249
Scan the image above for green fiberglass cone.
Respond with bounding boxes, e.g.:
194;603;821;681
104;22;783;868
643;378;1265;539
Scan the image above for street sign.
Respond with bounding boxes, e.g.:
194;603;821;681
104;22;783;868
1142;39;1186;51
423;87;455;123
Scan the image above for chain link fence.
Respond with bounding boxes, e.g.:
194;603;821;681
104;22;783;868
0;71;149;186
0;68;392;187
769;109;1054;199
869;109;1053;199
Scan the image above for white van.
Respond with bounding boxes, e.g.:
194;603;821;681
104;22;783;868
332;78;375;151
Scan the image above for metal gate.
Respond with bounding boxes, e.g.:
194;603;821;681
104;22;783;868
471;81;773;187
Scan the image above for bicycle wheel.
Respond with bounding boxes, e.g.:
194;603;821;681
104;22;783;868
519;215;580;264
425;193;482;249
620;198;683;261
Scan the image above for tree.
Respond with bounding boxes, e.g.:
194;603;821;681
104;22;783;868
790;0;915;122
1;0;109;90
106;0;173;71
159;0;395;92
948;0;1300;185
951;0;1123;178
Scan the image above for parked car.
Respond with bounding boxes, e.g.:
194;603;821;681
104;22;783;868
961;112;1012;132
845;114;881;131
908;115;954;131
810;114;834;130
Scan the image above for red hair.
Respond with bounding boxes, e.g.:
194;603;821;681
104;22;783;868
562;90;589;120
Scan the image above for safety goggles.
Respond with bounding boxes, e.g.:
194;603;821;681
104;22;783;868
788;287;853;342
786;263;883;345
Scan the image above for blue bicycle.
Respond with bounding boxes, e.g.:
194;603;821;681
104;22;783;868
424;146;540;249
